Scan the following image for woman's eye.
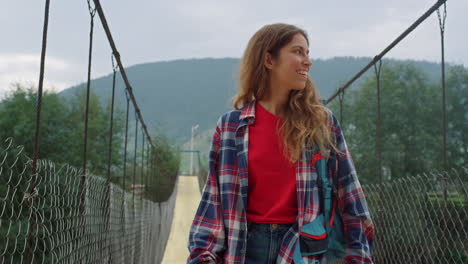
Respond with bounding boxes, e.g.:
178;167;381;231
295;50;302;54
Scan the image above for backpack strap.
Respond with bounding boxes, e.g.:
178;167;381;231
314;150;333;234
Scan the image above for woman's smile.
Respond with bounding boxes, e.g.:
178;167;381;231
296;69;309;79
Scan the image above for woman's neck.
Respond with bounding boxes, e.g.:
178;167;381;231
258;88;289;118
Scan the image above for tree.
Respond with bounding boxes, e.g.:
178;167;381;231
446;65;468;169
145;134;180;202
0;84;125;182
66;88;125;181
329;62;466;184
0;84;73;163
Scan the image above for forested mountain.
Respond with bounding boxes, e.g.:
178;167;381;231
59;57;444;145
2;56;464;182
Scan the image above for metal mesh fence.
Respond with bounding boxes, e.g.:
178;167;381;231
0;138;177;263
365;168;468;263
2;135;466;263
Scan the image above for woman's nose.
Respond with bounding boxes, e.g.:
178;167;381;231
304;57;312;67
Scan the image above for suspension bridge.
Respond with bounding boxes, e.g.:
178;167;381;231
1;0;466;263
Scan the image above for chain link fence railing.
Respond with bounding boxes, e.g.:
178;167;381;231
364;167;468;263
2;135;466;263
0;138;177;263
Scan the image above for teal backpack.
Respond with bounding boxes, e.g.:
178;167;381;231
293;149;346;263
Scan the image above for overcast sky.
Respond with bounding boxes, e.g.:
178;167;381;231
1;0;466;98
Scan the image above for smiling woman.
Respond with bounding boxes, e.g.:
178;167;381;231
187;23;374;264
233;24;335;163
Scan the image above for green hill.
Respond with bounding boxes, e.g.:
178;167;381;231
59;56;444;147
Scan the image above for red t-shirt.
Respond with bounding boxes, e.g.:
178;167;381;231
246;102;298;224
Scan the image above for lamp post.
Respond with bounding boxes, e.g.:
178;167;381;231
190;124;199;175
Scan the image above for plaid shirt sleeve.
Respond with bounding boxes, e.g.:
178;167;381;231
187;122;226;264
330;112;375;264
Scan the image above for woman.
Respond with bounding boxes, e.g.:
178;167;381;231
187;23;374;264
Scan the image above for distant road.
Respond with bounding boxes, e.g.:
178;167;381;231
161;176;201;264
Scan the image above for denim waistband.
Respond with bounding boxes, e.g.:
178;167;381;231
247;222;294;232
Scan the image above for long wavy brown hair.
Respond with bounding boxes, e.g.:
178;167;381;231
233;23;338;162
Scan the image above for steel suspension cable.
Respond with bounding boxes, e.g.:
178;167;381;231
81;0;96;216
104;54;118;264
106;54;118;184
141;131;145;191
77;3;96;263
437;2;448;171
136;128;145;264
123;90;130;189
91;0;154;149
131;115;139;263
133;117;138;212
31;0;50;181
326;0;448;105
374;60;383;185
152;146;156;201
338;89;345;126
146;143;150;197
29;1;51;263
121;90;130;260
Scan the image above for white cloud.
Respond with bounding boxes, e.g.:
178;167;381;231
0;0;466;99
0;53;84;98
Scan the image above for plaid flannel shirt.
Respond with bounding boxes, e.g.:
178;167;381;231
187;101;374;264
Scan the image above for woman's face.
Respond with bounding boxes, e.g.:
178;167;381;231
267;33;312;92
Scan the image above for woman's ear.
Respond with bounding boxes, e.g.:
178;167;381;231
264;52;274;70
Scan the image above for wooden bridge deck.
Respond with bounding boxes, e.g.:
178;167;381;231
161;176;201;264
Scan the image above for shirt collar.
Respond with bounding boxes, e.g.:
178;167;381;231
239;100;256;121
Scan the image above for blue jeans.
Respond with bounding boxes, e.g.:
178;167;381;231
245;222;294;264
